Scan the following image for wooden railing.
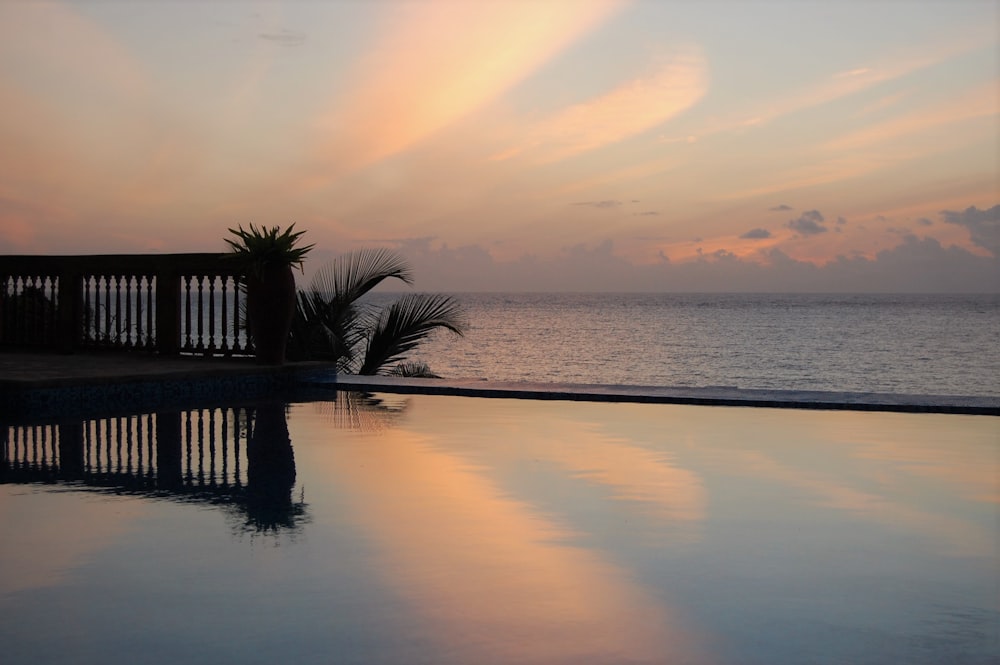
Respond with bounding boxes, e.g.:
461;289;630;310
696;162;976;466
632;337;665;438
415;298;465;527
0;254;253;356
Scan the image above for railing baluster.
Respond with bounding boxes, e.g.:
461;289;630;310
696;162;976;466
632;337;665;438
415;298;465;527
82;275;91;344
102;275;110;343
145;276;155;350
15;277;24;343
196;276;205;351
124;275;133;348
112;275;122;346
220;276;230;354
46;275;56;346
183;275;193;351
208;275;217;353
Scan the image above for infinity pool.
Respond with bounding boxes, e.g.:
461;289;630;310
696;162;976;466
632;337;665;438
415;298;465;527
1;392;997;664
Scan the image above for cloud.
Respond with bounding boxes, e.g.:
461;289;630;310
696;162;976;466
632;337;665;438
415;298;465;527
676;33;992;146
311;0;625;177
574;200;623;209
941;204;999;255
740;228;772;239
787;210;827;236
769;204;793;212
257;30;306;46
823;82;997;152
493;44;709;163
383;234;999;293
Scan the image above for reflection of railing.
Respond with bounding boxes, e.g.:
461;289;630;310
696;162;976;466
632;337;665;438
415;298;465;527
1;392;418;534
1;403;304;534
2;407;254;491
0;254;252;356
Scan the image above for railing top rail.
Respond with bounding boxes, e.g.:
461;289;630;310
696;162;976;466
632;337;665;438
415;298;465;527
0;253;243;278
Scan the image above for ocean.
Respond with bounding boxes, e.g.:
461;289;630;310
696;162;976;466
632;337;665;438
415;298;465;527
369;292;1000;397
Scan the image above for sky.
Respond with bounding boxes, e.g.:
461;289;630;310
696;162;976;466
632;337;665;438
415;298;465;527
0;0;997;292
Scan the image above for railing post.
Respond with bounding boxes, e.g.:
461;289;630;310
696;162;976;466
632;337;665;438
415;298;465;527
155;267;181;355
57;268;82;353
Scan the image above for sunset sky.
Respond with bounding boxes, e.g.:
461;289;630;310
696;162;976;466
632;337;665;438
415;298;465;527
1;0;997;291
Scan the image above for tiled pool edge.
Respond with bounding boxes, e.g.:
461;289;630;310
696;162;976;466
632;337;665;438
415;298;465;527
311;375;1000;416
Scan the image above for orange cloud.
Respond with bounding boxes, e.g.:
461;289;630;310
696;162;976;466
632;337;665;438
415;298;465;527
672;32;992;143
822;82;998;152
493;45;709;163
309;0;627;183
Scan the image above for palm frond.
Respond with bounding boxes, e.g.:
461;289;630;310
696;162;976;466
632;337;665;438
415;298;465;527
359;293;467;375
287;289;365;368
225;223;314;277
309;249;412;302
387;362;441;378
288;250;411;366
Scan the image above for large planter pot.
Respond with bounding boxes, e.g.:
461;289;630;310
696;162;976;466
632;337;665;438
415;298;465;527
246;264;296;365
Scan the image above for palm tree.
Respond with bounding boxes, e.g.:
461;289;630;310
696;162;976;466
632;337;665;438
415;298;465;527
287;249;466;376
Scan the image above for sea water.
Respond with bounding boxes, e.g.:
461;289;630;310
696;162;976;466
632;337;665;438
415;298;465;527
380;293;1000;397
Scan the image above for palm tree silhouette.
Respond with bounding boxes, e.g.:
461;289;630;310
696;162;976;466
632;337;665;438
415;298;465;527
287;249;466;376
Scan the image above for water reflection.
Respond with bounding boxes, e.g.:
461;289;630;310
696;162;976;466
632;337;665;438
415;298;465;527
2;393;997;665
0;391;411;538
243;402;299;533
1;402;311;535
309;389;410;431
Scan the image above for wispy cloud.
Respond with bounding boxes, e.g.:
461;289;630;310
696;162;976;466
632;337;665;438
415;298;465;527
574;200;623;209
308;0;626;181
822;82;997;152
257;29;306;46
671;34;991;143
492;45;708;163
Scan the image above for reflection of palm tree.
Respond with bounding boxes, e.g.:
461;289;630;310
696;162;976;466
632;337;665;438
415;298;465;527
312;390;410;432
243;402;303;533
287;249;466;376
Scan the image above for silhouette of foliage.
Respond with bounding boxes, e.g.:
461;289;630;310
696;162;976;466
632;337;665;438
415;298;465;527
287;249;465;375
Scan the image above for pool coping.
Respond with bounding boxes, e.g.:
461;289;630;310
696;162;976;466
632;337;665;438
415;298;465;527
308;374;1000;416
1;351;997;417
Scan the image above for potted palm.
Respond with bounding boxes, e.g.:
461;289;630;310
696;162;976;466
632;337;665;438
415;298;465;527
225;223;314;365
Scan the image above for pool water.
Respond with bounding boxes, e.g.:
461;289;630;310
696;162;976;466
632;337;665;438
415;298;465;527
1;392;997;664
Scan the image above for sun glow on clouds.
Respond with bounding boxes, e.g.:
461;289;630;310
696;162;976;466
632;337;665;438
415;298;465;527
309;0;627;183
492;45;709;163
